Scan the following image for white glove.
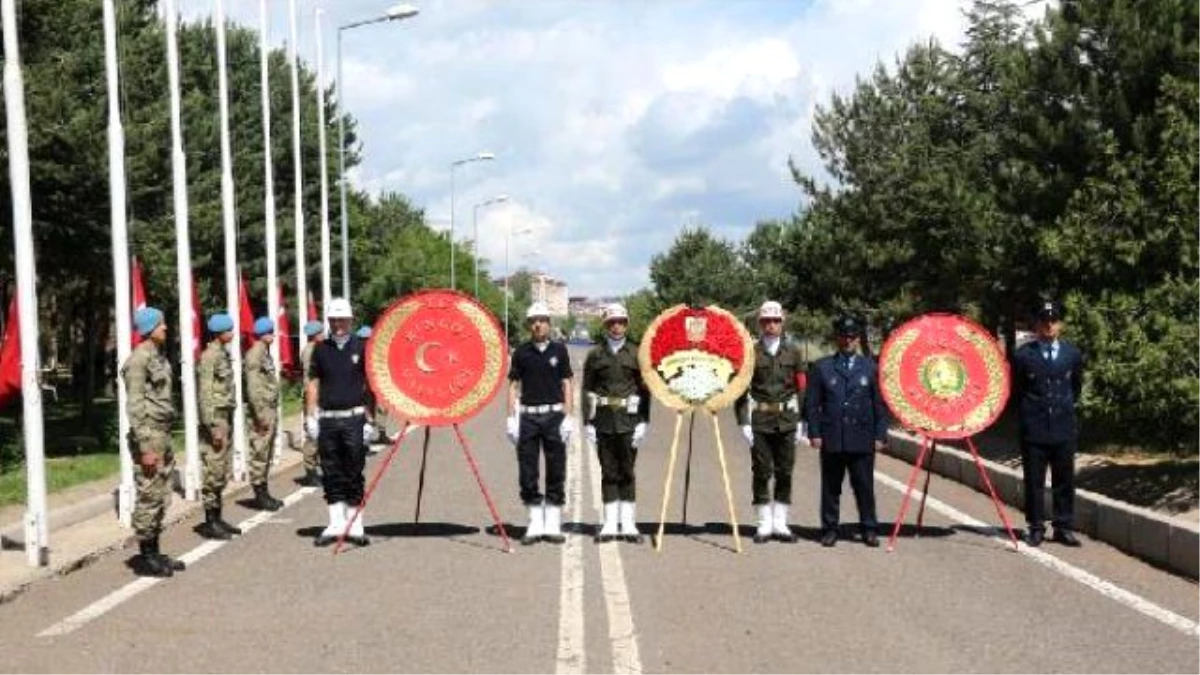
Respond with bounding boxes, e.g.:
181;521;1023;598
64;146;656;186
795;423;807;446
363;422;377;444
305;416;319;441
584;424;597;446
506;415;520;446
631;422;647;448
741;424;754;447
559;417;575;444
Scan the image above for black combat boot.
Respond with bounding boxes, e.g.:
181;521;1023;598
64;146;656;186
214;505;242;536
150;537;186;572
134;539;173;577
252;483;283;511
196;508;232;540
298;468;321;487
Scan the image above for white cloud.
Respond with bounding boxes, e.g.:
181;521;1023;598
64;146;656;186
184;0;1003;297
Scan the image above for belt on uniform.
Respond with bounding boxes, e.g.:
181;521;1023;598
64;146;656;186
318;406;366;419
520;403;563;414
755;402;786;412
598;396;631;407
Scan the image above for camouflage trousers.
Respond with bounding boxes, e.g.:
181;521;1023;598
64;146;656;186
301;415;319;473
200;418;232;510
248;413;277;486
130;431;174;542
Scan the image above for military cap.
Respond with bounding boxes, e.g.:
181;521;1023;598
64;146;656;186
1034;298;1065;322
207;313;233;333
303;320;324;337
833;314;862;337
356;325;373;339
253;316;274;336
135;307;164;337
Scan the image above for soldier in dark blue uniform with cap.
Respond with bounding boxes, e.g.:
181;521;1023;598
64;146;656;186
805;315;889;547
1011;298;1085;547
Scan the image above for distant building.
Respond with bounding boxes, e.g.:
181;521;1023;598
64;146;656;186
530;272;569;317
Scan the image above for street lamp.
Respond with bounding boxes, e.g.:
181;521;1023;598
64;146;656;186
503;225;534;343
449;151;495;290
337;3;420;301
472;194;508;297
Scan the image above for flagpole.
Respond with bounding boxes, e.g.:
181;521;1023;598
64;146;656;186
101;0;136;528
315;7;332;314
261;0;283;464
163;0;201;501
5;0;48;566
289;0;310;349
215;0;249;482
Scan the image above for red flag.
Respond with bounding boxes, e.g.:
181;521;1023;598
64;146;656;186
131;256;147;348
238;271;256;351
277;283;294;372
0;295;21;409
191;279;203;362
307;291;318;326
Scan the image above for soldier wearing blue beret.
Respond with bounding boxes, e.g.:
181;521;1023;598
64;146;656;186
1011;298;1085;547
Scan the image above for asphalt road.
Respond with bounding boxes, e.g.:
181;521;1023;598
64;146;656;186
0;346;1195;673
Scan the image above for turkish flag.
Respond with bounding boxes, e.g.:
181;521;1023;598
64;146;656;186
277;283;294;373
190;279;203;361
238;271;256;351
0;295;21;409
130;256;147;348
307;292;318;326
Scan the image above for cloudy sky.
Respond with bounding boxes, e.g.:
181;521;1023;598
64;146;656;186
197;0;1043;298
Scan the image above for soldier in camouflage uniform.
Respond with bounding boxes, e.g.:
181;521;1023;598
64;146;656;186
194;313;242;540
122;307;186;577
244;316;282;511
296;320;324;487
582;303;651;543
735;301;805;544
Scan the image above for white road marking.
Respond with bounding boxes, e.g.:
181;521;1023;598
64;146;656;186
874;472;1200;639
37;486;319;638
588;433;644;674
556;415;586;675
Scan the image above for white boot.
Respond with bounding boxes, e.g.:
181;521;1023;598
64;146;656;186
754;503;773;543
619;501;643;543
346;504;369;546
772;502;796;542
522;504;545;545
596;501;620;542
315;502;345;547
543;504;565;544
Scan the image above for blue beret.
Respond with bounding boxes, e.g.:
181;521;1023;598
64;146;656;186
253;316;274;336
303;320;324;337
134;307;163;337
207;313;233;333
356;325;373;339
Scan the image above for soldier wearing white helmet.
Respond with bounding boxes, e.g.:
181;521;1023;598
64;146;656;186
581;302;651;543
735;300;807;543
305;297;375;547
506;301;575;545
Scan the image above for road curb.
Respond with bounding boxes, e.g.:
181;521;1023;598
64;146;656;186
883;430;1199;579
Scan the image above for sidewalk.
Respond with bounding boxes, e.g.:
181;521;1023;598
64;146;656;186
0;419;308;603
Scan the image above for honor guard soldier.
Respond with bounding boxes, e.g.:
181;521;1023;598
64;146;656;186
805;315;889;547
735;301;805;543
306;298;376;547
506;302;575;545
296;320;325;487
1012;298;1084;547
582;303;651;543
122;307;186;577
195;313;242;540
245;317;283;511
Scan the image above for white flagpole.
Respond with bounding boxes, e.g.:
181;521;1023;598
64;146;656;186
101;0;136;528
215;0;248;481
315;7;332;313
289;0;310;348
4;0;48;566
163;0;201;501
261;0;283;463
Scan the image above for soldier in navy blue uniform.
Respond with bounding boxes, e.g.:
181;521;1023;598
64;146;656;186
1011;299;1084;547
805;315;889;547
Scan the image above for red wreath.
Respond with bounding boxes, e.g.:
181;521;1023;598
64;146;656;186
648;307;745;370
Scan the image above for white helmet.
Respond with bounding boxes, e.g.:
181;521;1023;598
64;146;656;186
327;297;353;319
526;302;551;320
758;301;784;321
603;303;629;323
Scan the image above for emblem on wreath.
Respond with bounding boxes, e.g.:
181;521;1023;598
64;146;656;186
639;304;755;412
